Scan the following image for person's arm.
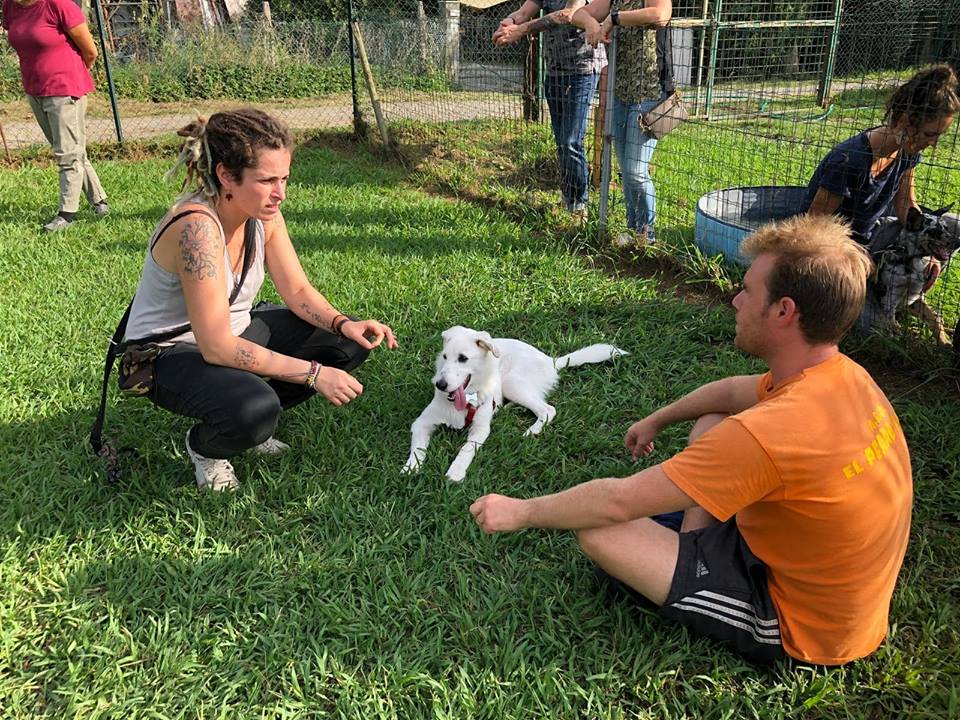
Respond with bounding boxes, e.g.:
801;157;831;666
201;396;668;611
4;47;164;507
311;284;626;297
806;187;843;217
594;0;672;44
169;214;309;379
493;1;586;45
571;0;610;45
893;167;920;225
65;22;98;69
500;0;542;28
263;210;397;352
624;374;762;458
470;463;695;534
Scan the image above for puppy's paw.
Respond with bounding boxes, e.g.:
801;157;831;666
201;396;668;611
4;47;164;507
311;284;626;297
401;458;423;475
445;470;466;483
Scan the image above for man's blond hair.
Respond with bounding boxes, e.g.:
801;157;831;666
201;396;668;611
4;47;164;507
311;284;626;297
740;214;874;345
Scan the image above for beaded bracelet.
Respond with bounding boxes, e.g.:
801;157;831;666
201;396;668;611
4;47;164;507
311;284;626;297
304;360;322;389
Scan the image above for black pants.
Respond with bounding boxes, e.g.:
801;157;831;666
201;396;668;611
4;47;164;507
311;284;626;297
151;304;369;458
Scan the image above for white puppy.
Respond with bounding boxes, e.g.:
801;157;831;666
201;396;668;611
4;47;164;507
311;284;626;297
402;325;628;482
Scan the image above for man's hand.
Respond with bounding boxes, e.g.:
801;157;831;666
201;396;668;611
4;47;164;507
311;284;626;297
625;416;662;459
470;494;530;534
492;22;525;46
340;319;398;350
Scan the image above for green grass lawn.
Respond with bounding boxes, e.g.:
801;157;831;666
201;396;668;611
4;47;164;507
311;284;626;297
1;140;959;718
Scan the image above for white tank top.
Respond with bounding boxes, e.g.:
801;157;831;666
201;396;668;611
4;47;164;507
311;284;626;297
125;202;266;345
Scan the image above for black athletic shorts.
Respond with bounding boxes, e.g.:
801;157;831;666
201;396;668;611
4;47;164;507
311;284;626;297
658;516;786;664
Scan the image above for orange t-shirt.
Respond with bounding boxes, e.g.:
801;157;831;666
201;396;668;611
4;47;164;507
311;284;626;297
661;354;912;665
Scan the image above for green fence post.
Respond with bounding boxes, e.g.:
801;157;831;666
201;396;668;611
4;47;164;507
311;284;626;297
90;0;123;145
347;0;363;138
817;0;844;108
704;0;722;120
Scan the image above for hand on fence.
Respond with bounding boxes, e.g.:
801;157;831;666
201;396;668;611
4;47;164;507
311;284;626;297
492;23;524;46
584;18;607;47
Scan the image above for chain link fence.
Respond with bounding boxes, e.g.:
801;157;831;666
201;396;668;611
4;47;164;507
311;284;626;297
2;0;959;352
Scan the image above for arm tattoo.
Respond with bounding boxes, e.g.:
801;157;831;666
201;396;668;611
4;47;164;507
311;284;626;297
299;302;326;328
179;221;220;281
527;1;584;34
234;343;257;370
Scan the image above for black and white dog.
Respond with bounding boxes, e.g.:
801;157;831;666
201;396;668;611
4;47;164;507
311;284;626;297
864;208;960;344
401;326;627;482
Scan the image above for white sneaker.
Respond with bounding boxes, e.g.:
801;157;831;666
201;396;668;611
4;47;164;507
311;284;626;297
43;215;73;232
185;431;239;491
251;436;290;455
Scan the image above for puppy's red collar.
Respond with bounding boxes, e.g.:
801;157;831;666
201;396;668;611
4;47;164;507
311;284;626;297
463;399;496;428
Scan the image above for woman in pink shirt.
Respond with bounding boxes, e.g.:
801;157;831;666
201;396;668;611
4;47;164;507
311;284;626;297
2;0;108;231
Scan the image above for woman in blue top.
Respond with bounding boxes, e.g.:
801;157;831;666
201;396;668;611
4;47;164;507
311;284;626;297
804;65;958;245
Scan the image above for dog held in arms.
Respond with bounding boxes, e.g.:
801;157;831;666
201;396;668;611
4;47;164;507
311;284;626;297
402;326;628;482
864;207;960;345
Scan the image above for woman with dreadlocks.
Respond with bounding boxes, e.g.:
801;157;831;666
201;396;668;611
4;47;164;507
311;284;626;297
124;109;397;491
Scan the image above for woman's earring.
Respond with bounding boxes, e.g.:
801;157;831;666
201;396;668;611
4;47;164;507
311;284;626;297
226;191;233;201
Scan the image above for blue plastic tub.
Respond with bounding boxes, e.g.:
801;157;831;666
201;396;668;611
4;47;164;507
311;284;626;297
694;186;808;265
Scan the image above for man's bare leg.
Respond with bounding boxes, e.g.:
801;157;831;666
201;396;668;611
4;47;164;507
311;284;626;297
577;519;679;605
679;413;727;532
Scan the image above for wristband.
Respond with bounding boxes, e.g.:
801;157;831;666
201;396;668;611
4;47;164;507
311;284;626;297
330;313;347;333
305;360;322;389
334;316;351;336
611;11;620;26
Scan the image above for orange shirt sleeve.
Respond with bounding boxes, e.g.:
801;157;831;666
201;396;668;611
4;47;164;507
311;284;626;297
661;418;782;521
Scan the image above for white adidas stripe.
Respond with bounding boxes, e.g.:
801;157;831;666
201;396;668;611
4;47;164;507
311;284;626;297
670;602;783;645
694;590;781;626
680;596;782;637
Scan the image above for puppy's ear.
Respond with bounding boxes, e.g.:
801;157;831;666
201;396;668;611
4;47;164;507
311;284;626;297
442;325;466;343
475;332;501;358
906;206;925;231
931;204;954;216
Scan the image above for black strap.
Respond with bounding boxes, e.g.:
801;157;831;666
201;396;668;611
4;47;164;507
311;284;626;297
655;22;676;98
89;210;258;480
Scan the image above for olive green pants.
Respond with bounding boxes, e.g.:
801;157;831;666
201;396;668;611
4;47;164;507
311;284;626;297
26;94;107;213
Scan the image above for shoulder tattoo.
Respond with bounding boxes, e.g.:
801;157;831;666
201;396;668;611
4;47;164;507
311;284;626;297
178;220;221;281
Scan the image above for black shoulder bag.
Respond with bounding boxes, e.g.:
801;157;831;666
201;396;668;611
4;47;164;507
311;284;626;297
639;23;689;140
89;211;257;482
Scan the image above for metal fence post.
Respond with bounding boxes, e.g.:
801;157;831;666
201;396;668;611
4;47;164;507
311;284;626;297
90;0;123;145
704;0;722;120
347;0;363;138
597;30;618;235
817;0;844;108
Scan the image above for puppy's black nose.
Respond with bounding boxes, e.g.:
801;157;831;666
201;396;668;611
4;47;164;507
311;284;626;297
435;379;448;391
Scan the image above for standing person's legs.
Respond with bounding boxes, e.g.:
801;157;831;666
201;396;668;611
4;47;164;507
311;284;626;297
612;96;658;239
554;72;599;213
70;95;108;209
544;73;570;209
32;96;86;214
241;304;370;409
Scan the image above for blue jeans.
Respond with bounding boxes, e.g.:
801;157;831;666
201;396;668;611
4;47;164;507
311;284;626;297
612;96;659;235
544;72;600;212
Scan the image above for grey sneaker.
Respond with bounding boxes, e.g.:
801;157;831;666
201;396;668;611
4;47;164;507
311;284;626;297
251;436;290;455
93;201;110;217
43;215;72;232
185;431;239;491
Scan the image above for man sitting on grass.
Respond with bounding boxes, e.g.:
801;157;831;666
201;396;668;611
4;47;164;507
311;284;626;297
470;214;913;665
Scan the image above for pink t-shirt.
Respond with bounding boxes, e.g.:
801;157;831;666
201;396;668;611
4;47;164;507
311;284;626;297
2;0;95;97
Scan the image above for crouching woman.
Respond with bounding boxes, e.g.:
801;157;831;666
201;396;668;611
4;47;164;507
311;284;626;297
125;109;396;490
